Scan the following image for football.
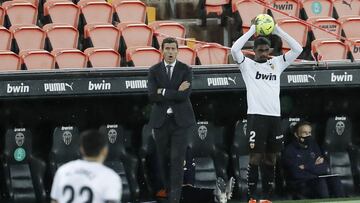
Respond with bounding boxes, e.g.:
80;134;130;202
255;14;275;36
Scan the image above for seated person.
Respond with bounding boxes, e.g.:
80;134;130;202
282;121;345;199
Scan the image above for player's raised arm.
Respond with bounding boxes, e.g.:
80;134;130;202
231;25;256;64
272;24;303;64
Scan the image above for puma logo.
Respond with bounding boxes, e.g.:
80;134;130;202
342;0;352;9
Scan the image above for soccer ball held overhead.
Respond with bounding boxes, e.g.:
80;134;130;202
255;14;275;36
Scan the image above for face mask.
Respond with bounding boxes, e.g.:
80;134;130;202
298;136;312;146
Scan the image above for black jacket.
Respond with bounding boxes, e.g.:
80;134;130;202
147;60;196;128
283;138;330;181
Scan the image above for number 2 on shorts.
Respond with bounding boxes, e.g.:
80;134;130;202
249;131;256;142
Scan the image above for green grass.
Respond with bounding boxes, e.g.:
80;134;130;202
229;197;360;203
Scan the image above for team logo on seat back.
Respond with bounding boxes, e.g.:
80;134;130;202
335;121;345;136
15;133;25;147
108;129;118;144
198;125;208;140
62;131;72;145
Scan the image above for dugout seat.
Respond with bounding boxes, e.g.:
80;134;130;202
149;21;186;49
333;0;360;19
52;49;87;68
126;46;161;67
323;116;360;195
84;48;121;68
195;43;228;65
112;0;146;23
1;128;46;203
99;124;140;202
138;124;160;197
301;0;333;20
311;39;348;61
270;0;300;21
277;19;308;52
189;121;228;189
0;51;21;71
178;46;196;65
43;1;80;28
20;49;55;70
49;126;81;178
10;25;46;54
0;26;12;50
78;0;113;25
281;117;302;145
117;23;153;56
339;16;360;40
84;24;120;51
43;24;79;51
2;1;37;28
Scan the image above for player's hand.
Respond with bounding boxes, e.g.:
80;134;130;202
315;157;324;165
178;81;190;91
299;165;305;170
157;88;163;94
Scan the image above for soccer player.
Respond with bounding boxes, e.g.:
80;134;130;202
50;129;122;203
231;23;303;203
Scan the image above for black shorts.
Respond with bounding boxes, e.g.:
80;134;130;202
247;114;284;153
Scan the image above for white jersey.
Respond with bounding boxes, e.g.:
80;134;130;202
51;159;122;203
231;25;303;117
239;55;290;116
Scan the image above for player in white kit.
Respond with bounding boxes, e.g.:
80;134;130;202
231;23;303;203
51;130;122;203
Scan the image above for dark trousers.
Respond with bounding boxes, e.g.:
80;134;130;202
295;176;345;199
180;185;215;203
154;116;190;203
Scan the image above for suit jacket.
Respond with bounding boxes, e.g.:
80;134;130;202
148;60;196;128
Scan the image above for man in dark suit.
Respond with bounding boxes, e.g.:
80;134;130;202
148;37;196;203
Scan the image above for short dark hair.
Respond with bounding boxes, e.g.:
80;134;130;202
254;37;271;49
80;129;108;157
294;121;312;135
161;37;178;49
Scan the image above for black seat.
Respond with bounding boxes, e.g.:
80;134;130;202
189;121;228;189
49;126;81;178
323;116;359;195
281;117;302;145
99;124;140;202
139;124;159;198
1;128;46;203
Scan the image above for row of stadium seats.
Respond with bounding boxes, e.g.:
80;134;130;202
200;0;360;61
1;116;360;202
0;0;147;28
201;0;360;28
0;42;230;70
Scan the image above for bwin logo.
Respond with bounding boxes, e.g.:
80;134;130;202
331;72;353;82
7;83;30;93
88;80;111;91
273;2;293;10
125;80;147;89
255;71;276;81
